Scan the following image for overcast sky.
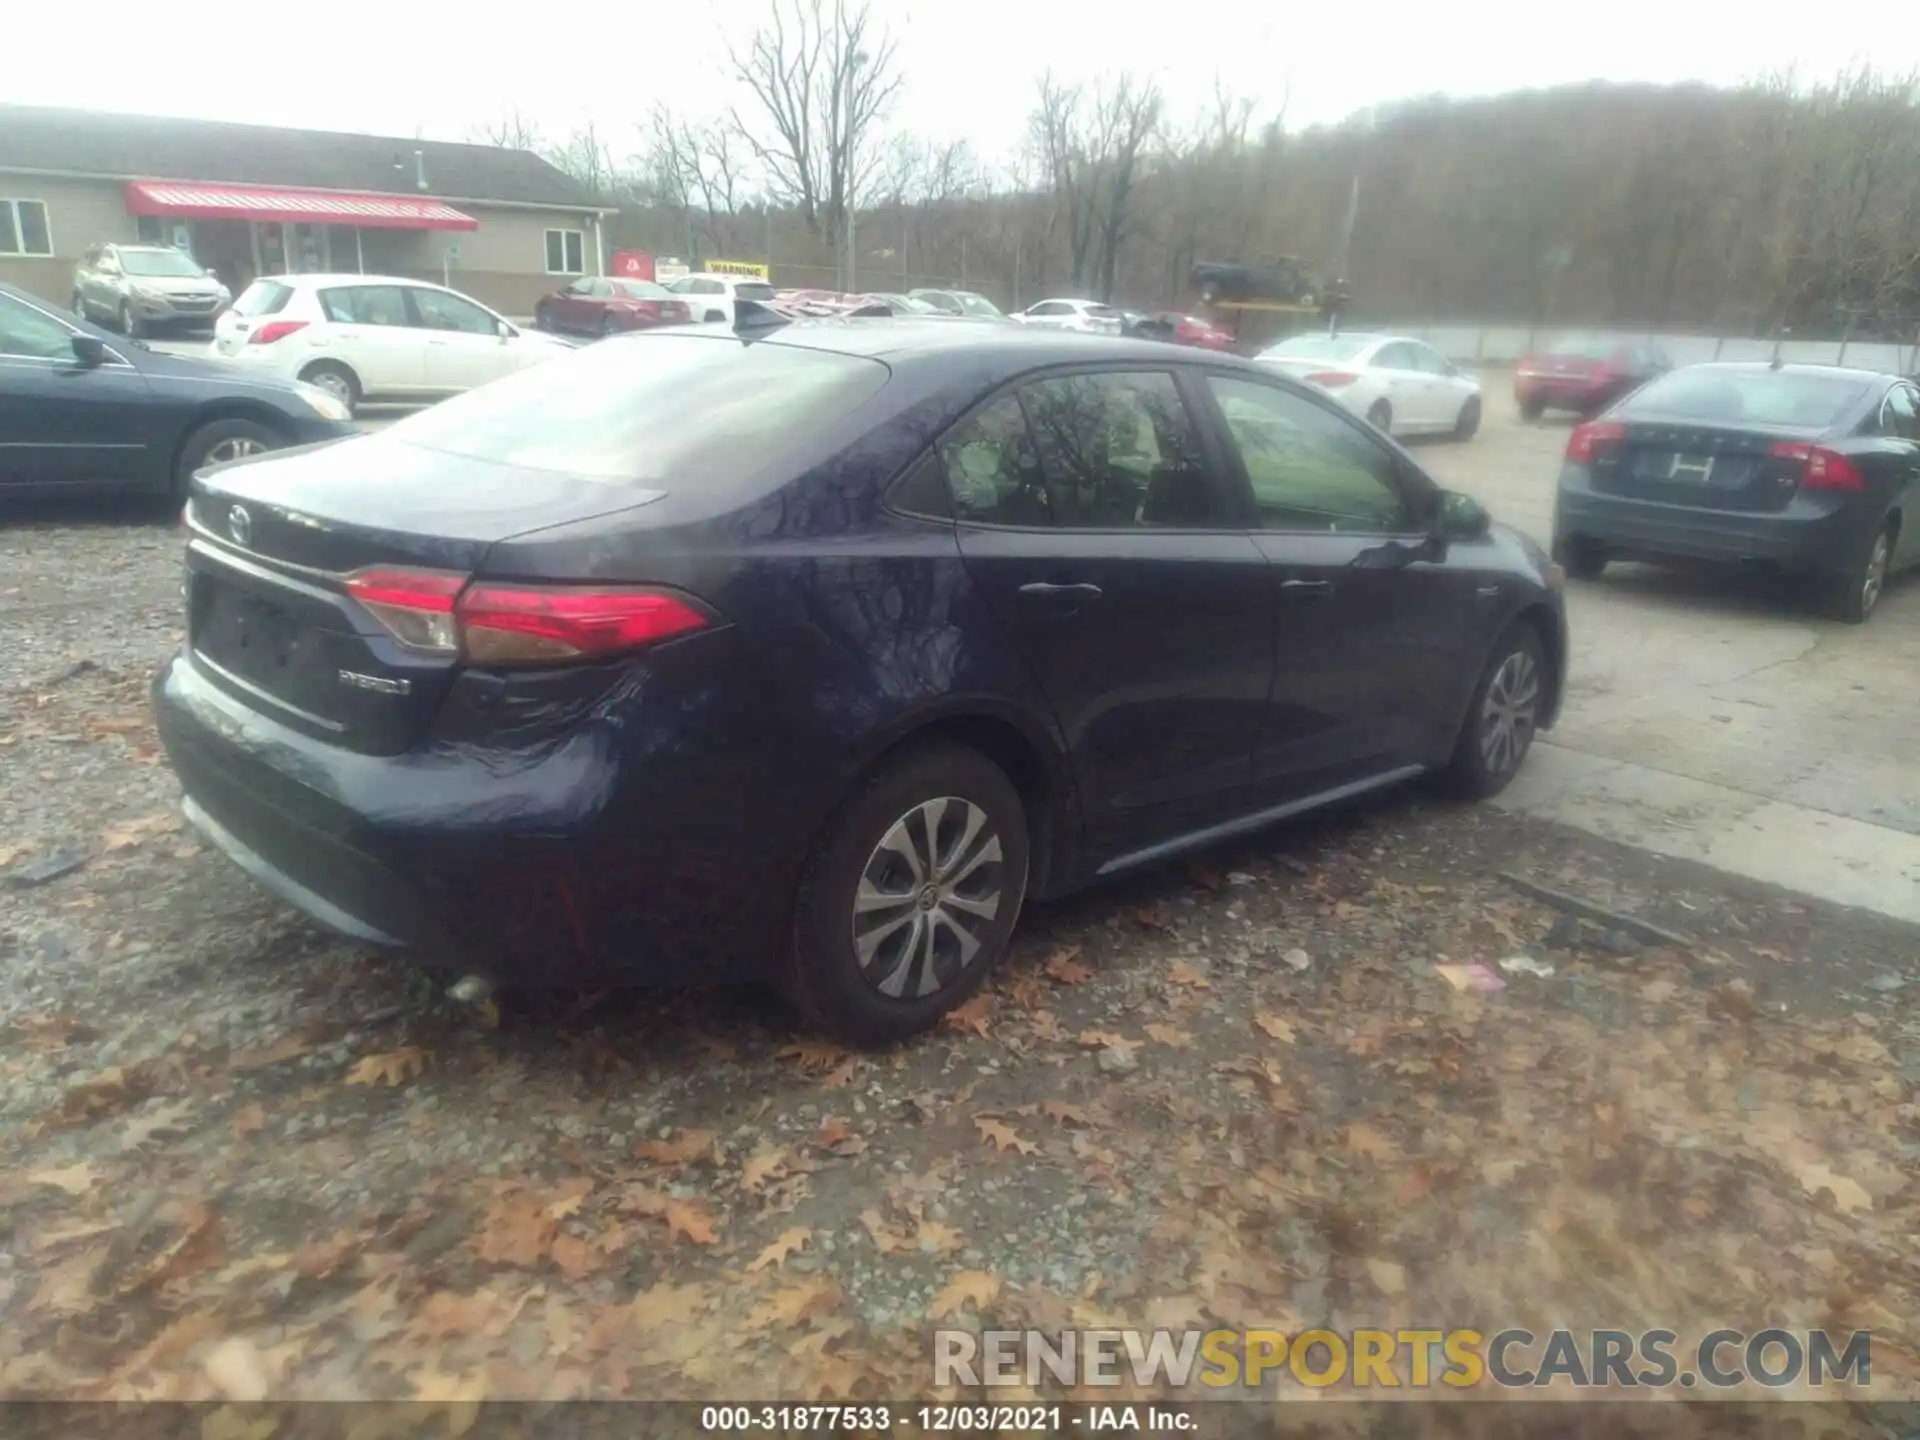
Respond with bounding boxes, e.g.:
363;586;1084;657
8;0;1913;174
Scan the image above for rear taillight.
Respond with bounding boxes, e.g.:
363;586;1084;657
1567;420;1626;464
459;584;711;663
343;568;713;664
343;569;465;653
248;320;309;345
1304;370;1358;389
1769;442;1866;492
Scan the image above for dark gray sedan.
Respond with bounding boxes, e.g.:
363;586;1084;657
1551;362;1920;622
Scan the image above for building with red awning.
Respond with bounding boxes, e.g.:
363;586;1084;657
0;106;616;317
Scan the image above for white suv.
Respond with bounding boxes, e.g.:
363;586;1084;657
662;273;779;325
210;274;570;411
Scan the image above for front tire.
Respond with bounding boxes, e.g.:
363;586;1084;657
1823;520;1894;624
600;313;619;338
174;418;284;496
785;743;1030;1047
1520;397;1545;422
1437;623;1547;800
1452;396;1482;441
1366;399;1393;435
71;292;88;322
118;301;142;338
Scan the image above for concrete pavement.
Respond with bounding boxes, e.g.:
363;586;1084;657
1422;395;1920;925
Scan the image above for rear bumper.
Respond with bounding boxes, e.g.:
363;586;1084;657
1552;468;1869;570
1515;376;1619;411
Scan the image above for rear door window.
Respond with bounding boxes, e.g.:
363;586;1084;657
937;393;1052;526
320;285;413;327
734;282;777;301
1018;370;1225;529
1881;384;1920;441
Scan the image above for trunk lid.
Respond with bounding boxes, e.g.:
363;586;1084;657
184;435;666;755
1586;420;1819;512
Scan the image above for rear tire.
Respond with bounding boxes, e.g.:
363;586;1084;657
600;313;619;338
299;361;360;412
1520;397;1545;422
174;418;285;497
1552;535;1609;581
1436;623;1547;800
1366;399;1393;435
784;743;1029;1047
1822;519;1894;624
533;306;553;332
1452;396;1482;441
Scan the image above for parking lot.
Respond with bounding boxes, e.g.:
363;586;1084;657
1;376;1915;1401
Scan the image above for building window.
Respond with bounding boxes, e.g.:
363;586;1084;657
545;228;586;275
0;199;54;257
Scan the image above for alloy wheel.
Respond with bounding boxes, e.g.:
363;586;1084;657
309;371;352;404
1479;649;1541;775
1861;531;1890;617
204;436;267;466
850;796;1005;1000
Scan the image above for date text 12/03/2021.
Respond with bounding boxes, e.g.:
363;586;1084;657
699;1405;1195;1431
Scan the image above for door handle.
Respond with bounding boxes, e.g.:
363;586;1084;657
1280;578;1334;598
1017;582;1103;604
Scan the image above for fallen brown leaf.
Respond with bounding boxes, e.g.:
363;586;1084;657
1346;1124;1397;1163
974;1117;1039;1156
915;1219;966;1255
1133;906;1172;931
747;1225;813;1272
740;1143;794;1194
665;1198;720;1246
629;1281;712;1328
1254;1013;1296;1043
929;1269;1002;1319
1041;1101;1094;1127
99;811;183;853
1365;1259;1407;1295
1167;960;1211;988
635;1129;716;1166
30;1161;96;1196
776;1040;853;1074
816;1118;868;1156
861;1207;913;1255
344;1047;428;1087
476;1192;555;1268
1143;1023;1192;1049
1796;1162;1873;1215
748;1276;842;1329
821;1057;859;1087
549;1233;607;1280
940;993;994;1037
231;1104;267;1138
119;1202;220;1295
228;1035;312;1072
1044;946;1093;985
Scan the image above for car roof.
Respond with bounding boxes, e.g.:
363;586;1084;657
257;273;446;290
715;315;1280;378
1667;361;1897;384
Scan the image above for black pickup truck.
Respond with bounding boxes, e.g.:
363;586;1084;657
1190;258;1318;308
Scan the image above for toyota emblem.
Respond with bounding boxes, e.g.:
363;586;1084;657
228;504;252;549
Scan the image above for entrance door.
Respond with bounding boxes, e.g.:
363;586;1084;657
945;368;1273;859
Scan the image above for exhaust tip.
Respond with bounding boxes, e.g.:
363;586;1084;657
447;974;496;1005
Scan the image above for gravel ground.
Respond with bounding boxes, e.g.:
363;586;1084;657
1;508;1917;1406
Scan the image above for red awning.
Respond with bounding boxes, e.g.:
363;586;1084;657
124;180;479;231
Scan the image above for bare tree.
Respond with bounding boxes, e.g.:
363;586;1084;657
471;108;545;153
1028;73;1163;299
644;107;750;255
549;119;620;198
729;0;901;236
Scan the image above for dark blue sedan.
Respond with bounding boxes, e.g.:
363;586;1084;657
0;281;355;500
153;311;1569;1044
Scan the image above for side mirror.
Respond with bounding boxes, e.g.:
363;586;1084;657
495;318;515;340
1437;490;1492;541
71;334;107;367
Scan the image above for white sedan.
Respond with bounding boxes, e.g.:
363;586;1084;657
1008;298;1125;335
1256;332;1482;440
211;274;570;412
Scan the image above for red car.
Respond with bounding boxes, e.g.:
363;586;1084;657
1135;311;1237;351
1515;336;1671;420
534;277;692;337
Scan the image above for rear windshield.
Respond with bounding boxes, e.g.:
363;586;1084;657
1541;335;1618;360
956;293;1003;317
231;281;292;318
1261;334;1374;362
612;279;670;299
1623;369;1872;429
379;333;890;480
734;282;777;301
